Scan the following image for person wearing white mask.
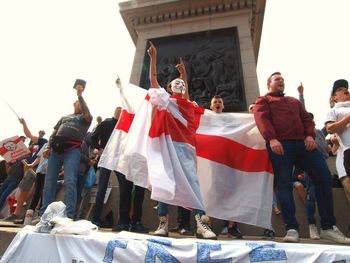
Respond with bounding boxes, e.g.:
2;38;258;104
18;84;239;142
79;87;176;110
147;42;216;240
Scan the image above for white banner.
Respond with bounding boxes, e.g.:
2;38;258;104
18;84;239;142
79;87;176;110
2;226;350;263
0;136;30;163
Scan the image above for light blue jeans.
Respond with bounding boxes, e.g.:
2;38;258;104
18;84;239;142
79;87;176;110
0;179;17;209
40;148;81;218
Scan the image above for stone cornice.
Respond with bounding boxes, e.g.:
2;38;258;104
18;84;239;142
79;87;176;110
119;0;266;57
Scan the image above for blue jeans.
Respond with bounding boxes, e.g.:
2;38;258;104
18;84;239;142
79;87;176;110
40;148;81;218
0;179;17;209
267;140;335;230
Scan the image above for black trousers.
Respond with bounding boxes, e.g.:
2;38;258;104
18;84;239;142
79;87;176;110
177;206;191;227
29;173;45;211
117;173;145;224
344;149;350;176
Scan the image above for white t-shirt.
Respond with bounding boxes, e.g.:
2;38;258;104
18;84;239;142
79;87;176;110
326;101;350;149
35;143;48;174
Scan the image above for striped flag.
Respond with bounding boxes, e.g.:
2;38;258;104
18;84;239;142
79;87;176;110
99;83;274;228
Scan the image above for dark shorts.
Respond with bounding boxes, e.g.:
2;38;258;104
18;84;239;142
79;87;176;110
343;148;350;176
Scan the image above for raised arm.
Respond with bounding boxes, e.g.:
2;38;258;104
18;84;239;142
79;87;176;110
326;115;350;134
76;86;93;123
176;57;189;99
297;82;305;109
19;118;39;144
147;42;160;88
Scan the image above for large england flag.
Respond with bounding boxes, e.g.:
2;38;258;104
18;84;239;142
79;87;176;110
196;111;274;228
99;83;274;228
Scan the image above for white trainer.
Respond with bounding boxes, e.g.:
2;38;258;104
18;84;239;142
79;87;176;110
320;225;350;244
154;216;168;237
283;229;299;242
23;209;34;226
309;224;320;240
195;214;217;240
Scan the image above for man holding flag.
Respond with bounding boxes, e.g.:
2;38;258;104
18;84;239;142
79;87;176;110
147;42;216;239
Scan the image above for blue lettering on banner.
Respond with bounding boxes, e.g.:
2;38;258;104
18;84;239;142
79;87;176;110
197;242;232;263
145;238;180;263
103;239;128;263
147;238;173;246
247;243;287;262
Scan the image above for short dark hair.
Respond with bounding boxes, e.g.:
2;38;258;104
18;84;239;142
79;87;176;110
308;112;314;120
166;82;173;95
212;95;222;100
267;72;281;85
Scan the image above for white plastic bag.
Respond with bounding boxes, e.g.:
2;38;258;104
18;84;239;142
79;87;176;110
50;219;98;235
34;201;67;233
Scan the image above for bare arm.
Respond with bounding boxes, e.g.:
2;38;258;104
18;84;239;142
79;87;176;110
330;135;340;155
76;86;93;123
297;82;305;109
326;115;350;134
19;118;39;144
147;42;160;88
29;155;41;167
176;57;189;99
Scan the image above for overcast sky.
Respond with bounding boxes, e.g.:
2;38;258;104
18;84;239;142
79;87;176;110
0;0;349;144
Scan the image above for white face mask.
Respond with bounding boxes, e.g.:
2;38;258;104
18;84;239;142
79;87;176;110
170;78;186;94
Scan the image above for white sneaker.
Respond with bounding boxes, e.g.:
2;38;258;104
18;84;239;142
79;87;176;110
195;214;217;240
320;225;350;244
283;229;299;242
154;216;168;237
23;209;34;226
309;224;320;240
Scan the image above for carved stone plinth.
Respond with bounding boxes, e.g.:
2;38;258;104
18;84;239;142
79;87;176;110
119;0;266;111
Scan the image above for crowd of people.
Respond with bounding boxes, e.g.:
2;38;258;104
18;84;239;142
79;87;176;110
0;43;350;245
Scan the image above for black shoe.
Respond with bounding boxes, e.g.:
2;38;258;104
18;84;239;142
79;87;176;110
13;218;25;225
130;221;148;233
228;224;243;238
262;229;275;240
169;223;181;232
3;214;22;222
90;219;100;228
112;223;130;232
